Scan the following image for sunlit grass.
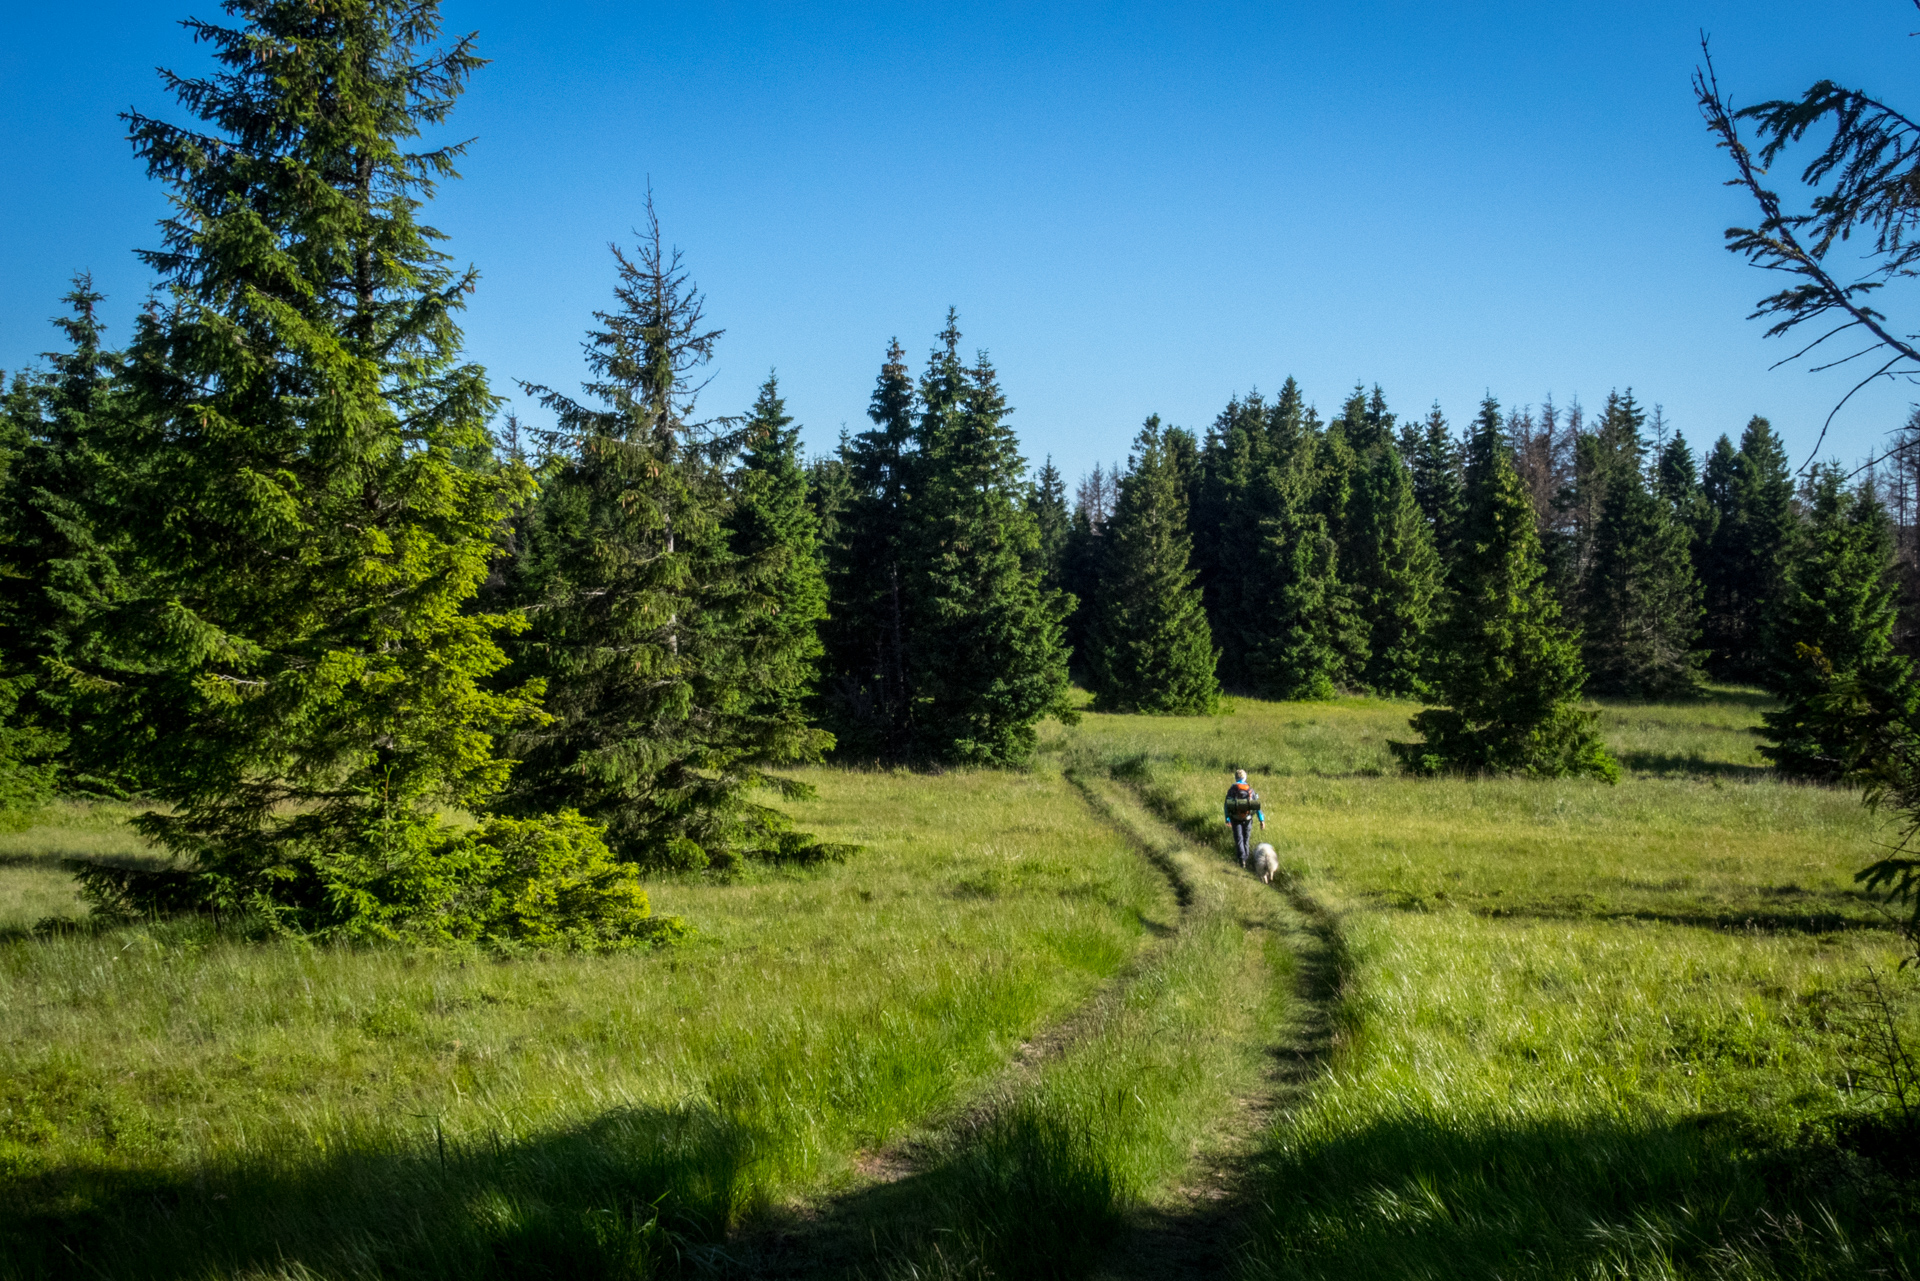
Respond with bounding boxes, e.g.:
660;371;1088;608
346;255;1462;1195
1048;688;1919;1278
0;768;1173;1278
856;771;1295;1277
3;684;1915;1279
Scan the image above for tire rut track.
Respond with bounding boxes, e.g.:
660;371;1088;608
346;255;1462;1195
710;767;1199;1279
1084;769;1349;1281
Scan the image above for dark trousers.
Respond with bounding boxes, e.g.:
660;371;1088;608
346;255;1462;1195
1230;820;1253;866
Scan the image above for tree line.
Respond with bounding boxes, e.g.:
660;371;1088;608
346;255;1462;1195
0;0;1909;947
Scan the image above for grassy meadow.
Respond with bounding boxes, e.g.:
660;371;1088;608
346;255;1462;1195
0;690;1915;1278
1043;692;1918;1279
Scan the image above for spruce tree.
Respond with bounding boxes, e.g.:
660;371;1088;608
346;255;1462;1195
1657;432;1715;589
1698;433;1741;672
0;278;137;797
1699;417;1797;685
1191;392;1273;672
501;214;831;868
1578;396;1703;699
77;0;634;935
1243;381;1365;699
729;372;834;765
1401;403;1466;562
904;321;1072;762
1059;465;1112;675
1761;468;1917;779
1084;416;1220;715
1393;398;1616;780
1335;386;1441;696
820;340;917;757
805;432;853;557
1028;456;1071;592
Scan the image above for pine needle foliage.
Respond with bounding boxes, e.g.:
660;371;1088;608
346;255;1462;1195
1400;403;1466;562
820;340;918;758
1027;456;1071;593
730;372;833;760
1085;416;1220;715
1578;393;1704;700
1394;399;1617;781
1335;386;1441;697
69;0;628;938
1761;467;1917;780
500;209;837;870
1699;417;1798;685
1194;380;1364;700
905;319;1073;763
0;278;133;799
1244;382;1366;700
822;316;1071;764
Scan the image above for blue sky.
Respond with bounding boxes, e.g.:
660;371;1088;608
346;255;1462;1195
4;2;1916;484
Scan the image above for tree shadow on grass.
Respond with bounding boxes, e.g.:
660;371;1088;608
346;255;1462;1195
0;1103;761;1281
1241;1109;1917;1281
1616;750;1774;780
719;1095;1143;1281
1457;899;1893;937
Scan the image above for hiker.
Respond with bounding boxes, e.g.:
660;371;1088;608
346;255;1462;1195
1223;769;1264;867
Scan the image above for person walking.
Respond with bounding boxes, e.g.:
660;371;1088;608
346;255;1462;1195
1223;769;1264;867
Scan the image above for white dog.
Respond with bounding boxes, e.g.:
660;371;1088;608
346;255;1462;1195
1250;842;1279;884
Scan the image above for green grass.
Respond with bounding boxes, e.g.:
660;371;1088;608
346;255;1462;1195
1;689;1915;1279
0;800;165;934
836;769;1297;1278
0;768;1174;1279
1046;691;1920;1279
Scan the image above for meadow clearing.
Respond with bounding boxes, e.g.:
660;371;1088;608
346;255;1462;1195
0;691;1915;1279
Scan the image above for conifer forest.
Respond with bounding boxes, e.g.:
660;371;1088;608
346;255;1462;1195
2;3;1918;1279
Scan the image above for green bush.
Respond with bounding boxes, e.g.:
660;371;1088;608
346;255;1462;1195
419;811;682;950
1396;704;1620;783
0;676;58;830
75;809;682;951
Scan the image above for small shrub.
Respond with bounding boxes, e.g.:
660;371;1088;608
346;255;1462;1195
0;676;59;830
420;811;684;950
1394;704;1620;783
75;808;683;951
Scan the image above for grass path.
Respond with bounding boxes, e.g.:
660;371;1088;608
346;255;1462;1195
1082;766;1344;1280
716;769;1203;1278
716;761;1327;1279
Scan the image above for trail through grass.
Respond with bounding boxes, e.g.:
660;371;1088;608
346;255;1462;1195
1044;692;1919;1280
0;769;1175;1279
3;689;1917;1279
752;763;1304;1280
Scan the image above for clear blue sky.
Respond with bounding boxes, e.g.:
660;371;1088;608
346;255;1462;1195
4;1;1916;484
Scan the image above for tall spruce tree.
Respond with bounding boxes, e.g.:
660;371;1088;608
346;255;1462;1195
1059;463;1114;675
1401;403;1466;562
501;214;831;868
904;320;1072;762
1656;432;1715;575
1393;398;1616;780
1084;416;1220;714
1761;468;1917;779
1028;456;1071;593
729;372;834;769
820;340;917;757
1699;417;1798;686
76;0;636;934
1195;380;1363;698
1244;381;1365;699
1192;391;1272;675
804;433;853;568
1335;386;1440;696
0;279;136;799
1578;395;1703;698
